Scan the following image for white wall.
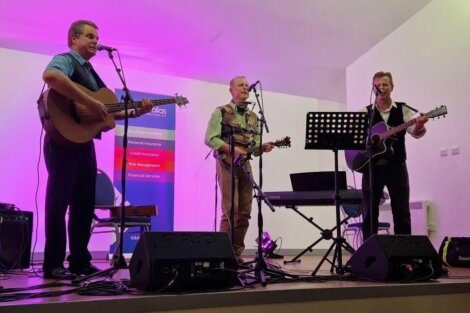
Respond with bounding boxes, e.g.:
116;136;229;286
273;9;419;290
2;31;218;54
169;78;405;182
0;47;346;253
346;0;470;247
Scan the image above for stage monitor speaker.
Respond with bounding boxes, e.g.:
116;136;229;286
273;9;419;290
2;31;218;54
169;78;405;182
0;210;33;270
347;235;443;281
129;232;237;291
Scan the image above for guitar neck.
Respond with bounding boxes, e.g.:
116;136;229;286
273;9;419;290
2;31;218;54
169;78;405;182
379;118;418;141
377;106;447;141
106;98;175;113
246;140;287;154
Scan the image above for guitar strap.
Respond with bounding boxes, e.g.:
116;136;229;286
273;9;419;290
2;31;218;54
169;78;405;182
400;102;419;113
368;102;419;115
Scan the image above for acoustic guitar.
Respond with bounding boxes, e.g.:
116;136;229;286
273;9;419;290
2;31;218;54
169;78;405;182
345;105;447;173
37;83;188;146
217;136;291;166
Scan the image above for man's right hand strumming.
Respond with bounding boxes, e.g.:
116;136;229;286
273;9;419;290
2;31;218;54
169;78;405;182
219;144;246;162
85;98;108;121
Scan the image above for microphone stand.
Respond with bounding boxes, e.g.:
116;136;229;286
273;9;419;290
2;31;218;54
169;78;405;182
241;85;293;286
365;90;377;242
220;122;260;253
72;49;135;285
253;85;268;285
108;49;137;269
223;122;237;251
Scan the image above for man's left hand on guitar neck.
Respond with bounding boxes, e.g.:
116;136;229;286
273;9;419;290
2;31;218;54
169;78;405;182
114;98;153;119
414;114;429;136
262;142;275;153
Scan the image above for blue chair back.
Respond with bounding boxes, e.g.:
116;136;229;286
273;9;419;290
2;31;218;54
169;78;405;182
95;169;115;206
342;204;361;218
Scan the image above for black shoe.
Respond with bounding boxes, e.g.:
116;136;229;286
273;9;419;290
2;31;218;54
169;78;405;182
43;267;77;280
69;264;100;276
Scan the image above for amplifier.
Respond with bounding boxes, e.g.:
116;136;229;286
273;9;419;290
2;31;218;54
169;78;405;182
0;210;33;270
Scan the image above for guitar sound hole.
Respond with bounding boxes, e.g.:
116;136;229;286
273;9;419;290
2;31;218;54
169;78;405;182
370;135;380;146
69;101;81;124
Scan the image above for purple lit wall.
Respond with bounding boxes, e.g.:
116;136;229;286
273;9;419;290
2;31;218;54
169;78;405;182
0;46;346;254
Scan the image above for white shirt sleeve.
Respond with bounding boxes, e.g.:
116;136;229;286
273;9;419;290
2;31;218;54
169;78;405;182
403;105;426;138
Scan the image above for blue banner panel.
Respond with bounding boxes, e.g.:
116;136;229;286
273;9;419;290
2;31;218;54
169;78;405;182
112;89;175;254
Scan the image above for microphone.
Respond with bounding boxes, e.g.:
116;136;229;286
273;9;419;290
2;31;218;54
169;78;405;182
248;80;260;92
96;44;117;52
373;84;383;96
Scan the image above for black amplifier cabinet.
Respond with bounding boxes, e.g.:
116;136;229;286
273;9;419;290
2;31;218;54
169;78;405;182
347;235;443;281
130;232;237;291
0;210;33;270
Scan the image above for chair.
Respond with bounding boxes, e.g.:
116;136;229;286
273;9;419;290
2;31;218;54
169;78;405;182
342;193;391;249
90;169;156;258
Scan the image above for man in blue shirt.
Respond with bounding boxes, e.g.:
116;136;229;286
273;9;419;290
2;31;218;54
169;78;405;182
42;20;152;279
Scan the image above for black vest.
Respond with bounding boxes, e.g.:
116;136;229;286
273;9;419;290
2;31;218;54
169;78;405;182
61;53;106;91
367;102;407;163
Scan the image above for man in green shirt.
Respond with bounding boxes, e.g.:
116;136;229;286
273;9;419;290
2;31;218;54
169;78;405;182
205;76;274;263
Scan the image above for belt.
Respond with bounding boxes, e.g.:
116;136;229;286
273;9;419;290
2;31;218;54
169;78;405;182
375;158;389;166
375;159;406;167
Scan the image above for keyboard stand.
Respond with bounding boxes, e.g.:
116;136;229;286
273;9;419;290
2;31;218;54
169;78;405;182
283;204;355;264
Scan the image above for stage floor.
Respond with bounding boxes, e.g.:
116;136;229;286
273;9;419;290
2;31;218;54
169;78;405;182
1;254;470;313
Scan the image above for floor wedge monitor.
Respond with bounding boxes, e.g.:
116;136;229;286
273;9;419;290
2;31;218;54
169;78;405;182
347;234;443;281
129;232;237;291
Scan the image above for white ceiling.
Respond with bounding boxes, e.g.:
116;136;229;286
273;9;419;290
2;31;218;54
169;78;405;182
0;0;432;103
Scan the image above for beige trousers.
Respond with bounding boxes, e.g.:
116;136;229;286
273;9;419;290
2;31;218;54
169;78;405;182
216;160;253;257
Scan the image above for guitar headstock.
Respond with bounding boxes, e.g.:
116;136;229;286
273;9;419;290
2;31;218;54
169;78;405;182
274;136;291;148
174;94;189;107
426;105;447;119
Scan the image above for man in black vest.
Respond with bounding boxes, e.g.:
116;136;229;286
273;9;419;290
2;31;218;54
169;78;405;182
361;71;428;241
42;20;152;279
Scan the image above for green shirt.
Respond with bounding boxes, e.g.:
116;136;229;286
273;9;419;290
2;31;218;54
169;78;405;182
205;103;260;150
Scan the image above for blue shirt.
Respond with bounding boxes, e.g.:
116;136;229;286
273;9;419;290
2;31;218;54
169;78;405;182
45;50;98;90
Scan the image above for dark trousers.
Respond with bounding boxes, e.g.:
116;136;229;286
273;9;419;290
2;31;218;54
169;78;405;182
43;135;97;272
361;161;411;241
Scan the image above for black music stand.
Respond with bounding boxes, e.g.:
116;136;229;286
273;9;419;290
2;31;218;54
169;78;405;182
305;111;367;275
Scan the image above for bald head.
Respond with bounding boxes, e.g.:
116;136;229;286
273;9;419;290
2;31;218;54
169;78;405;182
229;76;249;104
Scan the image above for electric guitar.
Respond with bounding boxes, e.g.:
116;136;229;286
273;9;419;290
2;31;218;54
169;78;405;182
217;136;291;166
37;83;188;147
345;105;447;173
